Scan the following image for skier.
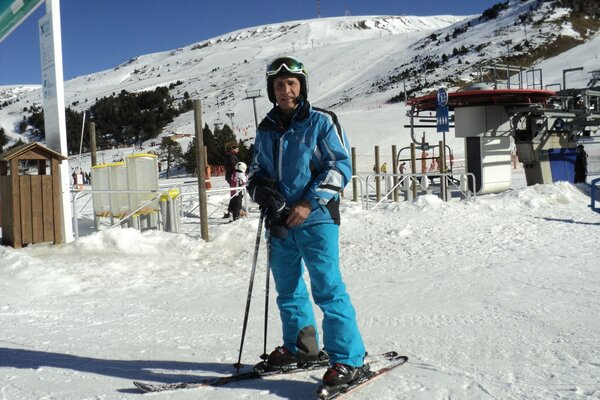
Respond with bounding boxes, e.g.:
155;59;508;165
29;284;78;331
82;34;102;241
574;144;588;183
247;55;367;388
229;161;247;221
224;141;239;218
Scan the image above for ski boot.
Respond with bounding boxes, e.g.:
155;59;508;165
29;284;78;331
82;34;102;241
254;346;329;373
322;362;370;387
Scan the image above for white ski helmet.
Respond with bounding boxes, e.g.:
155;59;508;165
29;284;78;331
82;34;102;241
235;161;247;173
266;56;308;104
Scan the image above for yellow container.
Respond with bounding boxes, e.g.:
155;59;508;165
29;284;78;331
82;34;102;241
91;164;110;217
126;154;159;215
108;162;129;218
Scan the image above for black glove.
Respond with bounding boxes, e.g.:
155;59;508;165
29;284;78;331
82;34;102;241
267;207;290;239
252;185;286;215
249;178;290;239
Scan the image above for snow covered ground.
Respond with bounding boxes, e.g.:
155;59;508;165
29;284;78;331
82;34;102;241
1;167;600;399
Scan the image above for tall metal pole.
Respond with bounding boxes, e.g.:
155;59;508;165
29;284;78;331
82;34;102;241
193;100;209;241
392;145;398;202
77;110;86;168
245;90;262;129
252;98;259;129
351;147;358;202
89;121;97;167
440;140;447;202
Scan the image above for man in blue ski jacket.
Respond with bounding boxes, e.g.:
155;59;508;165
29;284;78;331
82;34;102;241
247;56;367;387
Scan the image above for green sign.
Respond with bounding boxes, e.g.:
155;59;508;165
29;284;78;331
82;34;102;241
0;0;44;43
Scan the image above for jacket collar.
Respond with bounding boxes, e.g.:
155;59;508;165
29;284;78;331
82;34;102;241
260;100;311;132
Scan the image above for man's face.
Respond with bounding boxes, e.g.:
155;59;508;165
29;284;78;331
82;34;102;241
273;75;301;114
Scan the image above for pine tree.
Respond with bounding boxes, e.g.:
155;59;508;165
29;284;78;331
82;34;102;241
159;137;183;178
0;126;7;153
212;124;237;165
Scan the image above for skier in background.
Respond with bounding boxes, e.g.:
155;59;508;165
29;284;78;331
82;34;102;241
574;144;588;183
228;161;247;221
247;55;367;388
224;141;239;218
399;161;407;174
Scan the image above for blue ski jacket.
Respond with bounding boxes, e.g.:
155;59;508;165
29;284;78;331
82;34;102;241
248;100;352;227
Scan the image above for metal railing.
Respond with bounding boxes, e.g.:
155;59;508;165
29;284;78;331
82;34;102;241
362;172;476;210
70;172;479;239
591;177;600;214
71;184;251;238
71;189;173;239
159;179;251;219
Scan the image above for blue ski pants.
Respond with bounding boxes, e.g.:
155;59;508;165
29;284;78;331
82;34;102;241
269;223;365;367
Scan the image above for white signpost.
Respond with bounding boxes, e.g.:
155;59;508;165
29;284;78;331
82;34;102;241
38;0;73;243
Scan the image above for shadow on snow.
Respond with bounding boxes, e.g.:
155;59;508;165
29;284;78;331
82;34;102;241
0;347;319;398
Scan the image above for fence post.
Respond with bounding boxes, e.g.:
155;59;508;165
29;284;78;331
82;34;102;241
194;100;209;241
391;145;398;202
410;143;417;200
351;147;358;202
374;146;381;202
439;140;447;201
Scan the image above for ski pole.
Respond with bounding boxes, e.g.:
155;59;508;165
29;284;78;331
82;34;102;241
233;210;266;372
260;231;272;361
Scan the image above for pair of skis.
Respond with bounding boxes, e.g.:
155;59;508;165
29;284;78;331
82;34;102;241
133;350;408;399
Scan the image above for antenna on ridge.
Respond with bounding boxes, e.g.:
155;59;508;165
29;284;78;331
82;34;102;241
317;0;321;18
345;8;351;16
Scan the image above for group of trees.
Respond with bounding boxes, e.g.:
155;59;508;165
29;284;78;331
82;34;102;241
559;0;600;17
23;86;182;155
178;123;252;175
13;86;252;178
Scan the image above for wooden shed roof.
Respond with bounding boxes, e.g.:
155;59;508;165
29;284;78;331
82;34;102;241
0;142;67;162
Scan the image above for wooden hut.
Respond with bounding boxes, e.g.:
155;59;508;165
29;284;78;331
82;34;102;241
0;142;67;248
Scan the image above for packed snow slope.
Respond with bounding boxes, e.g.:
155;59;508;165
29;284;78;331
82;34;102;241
1;179;599;399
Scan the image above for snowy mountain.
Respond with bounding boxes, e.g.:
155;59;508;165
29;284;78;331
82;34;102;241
1;0;599;153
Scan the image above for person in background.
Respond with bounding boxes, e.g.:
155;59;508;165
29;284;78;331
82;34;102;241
229;161;247;221
574;144;588;183
399;161;407;174
247;55;367;388
224;141;239;218
74;168;84;191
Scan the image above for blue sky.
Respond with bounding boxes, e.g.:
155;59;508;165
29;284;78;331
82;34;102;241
0;0;500;85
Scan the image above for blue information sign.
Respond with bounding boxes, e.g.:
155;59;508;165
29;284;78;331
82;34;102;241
436;87;448;107
436;87;449;132
436;105;449;132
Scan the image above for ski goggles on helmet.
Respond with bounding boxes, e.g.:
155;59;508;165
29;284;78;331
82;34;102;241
266;57;306;76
